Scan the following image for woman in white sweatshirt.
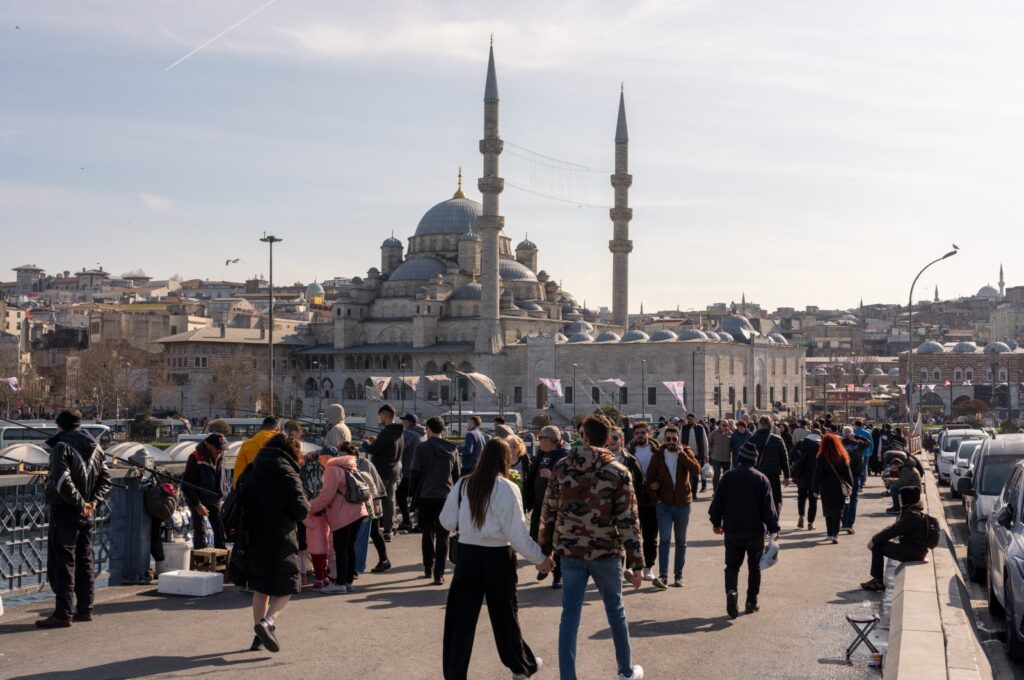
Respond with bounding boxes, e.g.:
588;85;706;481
440;438;552;680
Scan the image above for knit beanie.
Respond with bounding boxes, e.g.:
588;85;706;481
738;441;759;464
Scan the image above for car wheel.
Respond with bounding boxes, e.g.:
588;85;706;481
988;573;1003;614
969;551;987;584
951;486;961;499
1006;580;1024;661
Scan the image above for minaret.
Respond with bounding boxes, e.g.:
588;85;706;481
934;285;939;302
1000;263;1005;296
609;85;633;330
474;39;505;354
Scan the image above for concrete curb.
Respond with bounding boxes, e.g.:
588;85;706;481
885;455;990;679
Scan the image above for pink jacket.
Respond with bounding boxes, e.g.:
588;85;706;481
307;456;368;531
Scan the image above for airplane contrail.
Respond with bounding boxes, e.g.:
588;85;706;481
165;0;280;72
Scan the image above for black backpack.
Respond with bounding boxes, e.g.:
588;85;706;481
338;468;372;504
222;468;250;533
924;513;941;550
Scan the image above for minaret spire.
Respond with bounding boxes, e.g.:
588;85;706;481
453;167;466;199
934;285;939;302
474;40;505;354
608;85;633;330
1000;262;1005;296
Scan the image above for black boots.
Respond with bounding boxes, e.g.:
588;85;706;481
726;590;739;619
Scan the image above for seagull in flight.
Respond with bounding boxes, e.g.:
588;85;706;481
225;258;241;266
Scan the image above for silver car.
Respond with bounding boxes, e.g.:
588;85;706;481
959;435;1024;583
951;440;983;500
985;458;1024;660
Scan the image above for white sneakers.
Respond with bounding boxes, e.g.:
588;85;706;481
319;583;346;594
618;664;644;680
512;656;542;679
642;568;653;581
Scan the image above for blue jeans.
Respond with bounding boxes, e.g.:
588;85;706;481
559;556;633;680
889;483;901;508
354;517;371;573
842;476;863;528
655;503;691;579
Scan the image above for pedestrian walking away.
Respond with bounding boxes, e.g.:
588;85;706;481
790;432;821;530
679;413;709;497
538;415;645;680
440;438;549;680
459;415;487;477
812;433;854;544
840;426;870;534
324;403;353;448
411;416;461;583
307;442;370;595
399;412;427;532
37;410;112;629
708;420;733;493
708;440;780;619
750;416;791;517
232;416;280;487
645;425;701;589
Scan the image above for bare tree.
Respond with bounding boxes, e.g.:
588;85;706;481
204;354;255;417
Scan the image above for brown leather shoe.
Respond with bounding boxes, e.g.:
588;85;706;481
72;612;93;622
35;616;71;629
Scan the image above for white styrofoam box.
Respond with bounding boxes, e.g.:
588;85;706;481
158;569;223;597
0;594;4;617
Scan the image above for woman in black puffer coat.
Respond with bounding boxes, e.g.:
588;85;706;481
812;433;854;545
231;433;309;653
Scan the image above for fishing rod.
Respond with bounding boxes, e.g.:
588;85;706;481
170;407;384;437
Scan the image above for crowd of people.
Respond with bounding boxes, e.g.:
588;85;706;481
32;405;936;679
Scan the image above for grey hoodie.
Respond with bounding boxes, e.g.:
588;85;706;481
410;437;460;501
325;404;351;447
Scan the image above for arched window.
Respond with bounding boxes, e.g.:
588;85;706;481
343;379;356;399
965;369;974;382
1000;369;1008;382
304;377;316;398
932;369;940;381
920;369;928;382
954;368;963;382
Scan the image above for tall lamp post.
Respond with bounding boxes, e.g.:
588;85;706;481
572;363;578;423
906;246;958;422
640;359;646;422
260;233;282;416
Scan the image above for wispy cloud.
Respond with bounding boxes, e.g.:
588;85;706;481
139;192;172;212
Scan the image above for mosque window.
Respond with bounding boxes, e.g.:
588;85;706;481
619;386;628;404
514;386;523;404
965;369;974;382
793;387;799;403
954;368;962;381
564;386;574;404
1000;369;1008;382
920;369;928;382
769;386;775;404
932;369;940;381
782;386;788;403
591;387;601;404
647;387;657;405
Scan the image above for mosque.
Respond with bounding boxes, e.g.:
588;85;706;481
298;44;806;424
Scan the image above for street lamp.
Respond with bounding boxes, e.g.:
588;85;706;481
906;246;958;422
400;362;406;412
260;233;282;416
640;359;646;422
572;363;578;422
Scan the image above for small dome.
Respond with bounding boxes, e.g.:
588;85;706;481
516;238;538;251
554;333;569;344
809;367;827;375
568;332;593;343
706;331;722;341
766;336;777;345
769;332;788;345
389;256;449;281
679;329;708;341
499;259;538;282
382;235;403;248
977;285;1000;299
649;329;678;342
916;340;945;354
621;330;650;343
414;197;482;236
984;341;1012;354
887;367;901;376
450;282;482;300
306;281;325;296
720;314;759;343
516;300;543;311
595;331;621;343
869;367;885;376
564;321;595;336
562;303;578;315
839;314;858;322
952;341;978;354
717;331;734;342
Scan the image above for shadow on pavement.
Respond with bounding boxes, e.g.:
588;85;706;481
817;657;853;667
590;615;733;639
8;650;276;680
829;588;883;606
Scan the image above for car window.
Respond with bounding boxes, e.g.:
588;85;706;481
983;458;1020;497
1007;467;1024;508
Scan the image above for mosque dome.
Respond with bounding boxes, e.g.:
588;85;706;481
977;285;1000;300
568;332;594;343
719;314;759;343
984;341;1012;354
554;333;569;344
458;231;480;242
389;256;449;281
499;259;538;282
306;281;325;297
414;197;482;237
382;235;403;248
766;336;777;345
952;341;978;354
809;367;827;375
621;330;650;343
450;282;482;300
679;329;708;341
887;367;901;376
595;331;621;343
705;331;722;342
564;321;595;336
839;314;858;323
649;329;678;342
516;300;543;311
769;333;789;345
717;331;735;342
869;367;885;376
516;238;538;251
916;340;945;354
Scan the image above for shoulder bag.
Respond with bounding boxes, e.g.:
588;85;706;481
826;458;853;500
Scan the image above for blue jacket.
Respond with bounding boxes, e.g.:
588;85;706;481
729;430;752;467
459;428;487;472
855;427;874;456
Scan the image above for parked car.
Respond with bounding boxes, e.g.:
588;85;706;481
951;440;984;499
984;459;1024;660
959;434;1024;583
938;428;986;484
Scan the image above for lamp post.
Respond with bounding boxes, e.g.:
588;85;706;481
260;233;282;416
572;363;578;423
124;361;131;419
906;246;958;422
400;362;407;413
640;359;646;422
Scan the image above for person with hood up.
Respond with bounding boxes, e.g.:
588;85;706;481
183;433;228;550
37;410;112;629
232;433;309;653
524;425;571;589
308;441;369;594
790;431;821;530
361;404;404;541
399;412;427;532
324;403;352;448
411;416;461;584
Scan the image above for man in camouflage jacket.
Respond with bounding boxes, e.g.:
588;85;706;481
539;415;646;680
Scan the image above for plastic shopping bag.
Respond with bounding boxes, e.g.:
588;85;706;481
759;539;779;570
702;463;712;479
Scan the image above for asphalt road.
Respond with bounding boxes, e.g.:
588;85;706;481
0;479;895;679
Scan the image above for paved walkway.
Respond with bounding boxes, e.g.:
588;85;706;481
0;478;896;679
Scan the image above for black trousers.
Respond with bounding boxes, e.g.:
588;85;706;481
638;504;658;568
767;475;783;514
47;505;95;620
369;517;389;564
724;533;765;601
380;478;398;536
332;521;361;585
443;544;538;680
528;508;561;580
418;498;448;579
188;504;226;550
397;477;413;527
824;513;841;537
797;487;817;523
871;542;925;579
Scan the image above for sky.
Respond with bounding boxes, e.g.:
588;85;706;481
2;1;1021;312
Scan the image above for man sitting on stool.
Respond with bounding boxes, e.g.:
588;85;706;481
860;486;929;591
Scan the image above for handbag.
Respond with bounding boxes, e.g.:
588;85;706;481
826;458;853;499
448;479;464;565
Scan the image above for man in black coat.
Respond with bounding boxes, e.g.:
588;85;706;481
362;404;405;540
38;410;112;628
183;433;229;550
750;415;791;516
709;441;780;619
861;486;930;591
679;413;709;496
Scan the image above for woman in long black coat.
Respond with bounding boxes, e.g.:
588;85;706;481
231;433;309;653
812;433;854;545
